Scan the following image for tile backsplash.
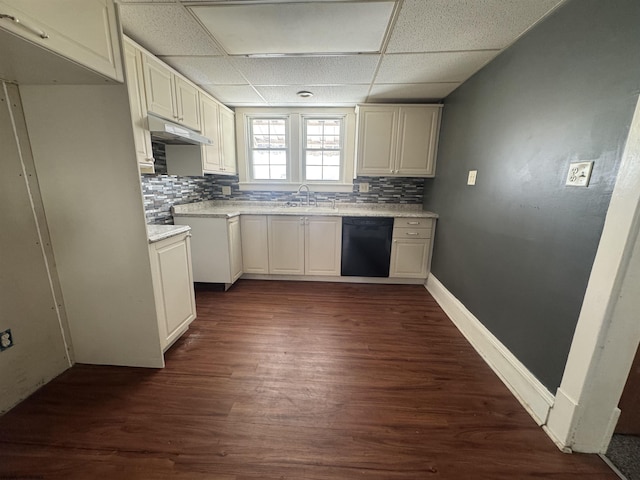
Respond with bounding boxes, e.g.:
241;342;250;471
142;142;426;224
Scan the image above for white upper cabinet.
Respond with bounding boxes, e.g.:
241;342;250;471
219;107;237;174
142;53;201;131
356;104;442;177
174;76;200;131
123;39;154;173
201;92;237;175
0;0;123;82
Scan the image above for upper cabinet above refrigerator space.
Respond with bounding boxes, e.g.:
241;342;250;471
0;0;123;84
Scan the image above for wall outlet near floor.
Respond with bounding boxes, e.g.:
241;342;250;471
359;182;369;193
566;161;594;187
467;170;478;185
221;186;231;196
0;329;13;351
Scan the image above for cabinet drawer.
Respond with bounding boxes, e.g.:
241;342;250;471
393;227;432;239
394;217;432;229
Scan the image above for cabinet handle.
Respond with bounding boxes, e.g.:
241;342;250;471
406;232;419;236
407;221;420;225
0;14;49;39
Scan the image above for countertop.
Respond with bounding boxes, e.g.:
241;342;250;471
172;201;438;219
147;224;191;243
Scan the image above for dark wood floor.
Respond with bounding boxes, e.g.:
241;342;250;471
0;280;615;479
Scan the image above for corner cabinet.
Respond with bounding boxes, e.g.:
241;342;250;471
355;104;442;177
149;231;197;351
0;0;123;82
174;216;243;289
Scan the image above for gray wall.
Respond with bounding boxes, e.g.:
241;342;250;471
424;0;640;391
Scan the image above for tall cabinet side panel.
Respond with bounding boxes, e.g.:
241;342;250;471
20;84;164;368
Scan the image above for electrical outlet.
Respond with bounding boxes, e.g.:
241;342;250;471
566;161;593;187
467;170;477;185
0;329;13;351
359;182;369;193
221;186;231;196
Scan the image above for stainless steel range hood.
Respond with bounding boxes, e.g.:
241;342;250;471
147;113;212;146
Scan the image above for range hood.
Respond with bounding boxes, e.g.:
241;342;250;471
147;113;213;146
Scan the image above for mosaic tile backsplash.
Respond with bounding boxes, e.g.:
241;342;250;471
142;143;426;224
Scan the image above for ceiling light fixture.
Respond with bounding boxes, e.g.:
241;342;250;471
297;90;314;98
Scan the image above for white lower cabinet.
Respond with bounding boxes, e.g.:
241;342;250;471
268;216;305;275
389;217;435;279
241;215;269;274
149;232;196;351
305;216;342;276
174;216;243;287
266;215;342;276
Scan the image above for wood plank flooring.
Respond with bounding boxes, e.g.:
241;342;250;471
0;280;616;479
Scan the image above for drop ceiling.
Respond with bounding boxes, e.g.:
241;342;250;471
117;0;566;107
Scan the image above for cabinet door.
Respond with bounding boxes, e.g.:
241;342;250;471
356;106;397;175
219;107;237;174
175;76;200;131
0;0;123;81
241;215;269;274
227;217;243;282
123;41;154;173
143;54;175;121
396;106;441;177
268;216;304;275
389;238;429;278
151;234;196;350
305;216;342;276
200;93;222;173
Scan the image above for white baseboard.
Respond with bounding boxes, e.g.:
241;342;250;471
426;274;554;426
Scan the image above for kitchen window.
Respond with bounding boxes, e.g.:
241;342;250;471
249;117;289;180
303;117;343;182
236;108;356;192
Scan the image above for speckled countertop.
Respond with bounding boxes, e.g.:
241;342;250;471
172;201;438;219
147;224;191;243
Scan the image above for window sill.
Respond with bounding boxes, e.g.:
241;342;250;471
238;182;354;193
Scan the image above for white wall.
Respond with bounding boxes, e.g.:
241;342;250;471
0;82;71;413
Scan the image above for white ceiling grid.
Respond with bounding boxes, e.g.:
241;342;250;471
117;0;566;107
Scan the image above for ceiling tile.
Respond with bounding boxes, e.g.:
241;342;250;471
119;4;222;56
117;0;175;3
376;51;498;84
387;0;564;53
255;85;370;106
190;2;394;55
160;56;247;85
368;83;459;102
199;85;267;105
231;56;379;86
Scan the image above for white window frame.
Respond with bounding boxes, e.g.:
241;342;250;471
236;107;356;192
247;115;291;181
302;116;345;183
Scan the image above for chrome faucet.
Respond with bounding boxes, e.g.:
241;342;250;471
296;184;311;206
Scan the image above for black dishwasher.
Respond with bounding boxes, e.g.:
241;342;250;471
341;217;394;277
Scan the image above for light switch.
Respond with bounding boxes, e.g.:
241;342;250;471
359;182;369;193
222;186;231;195
566;161;593;187
467;170;477;186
